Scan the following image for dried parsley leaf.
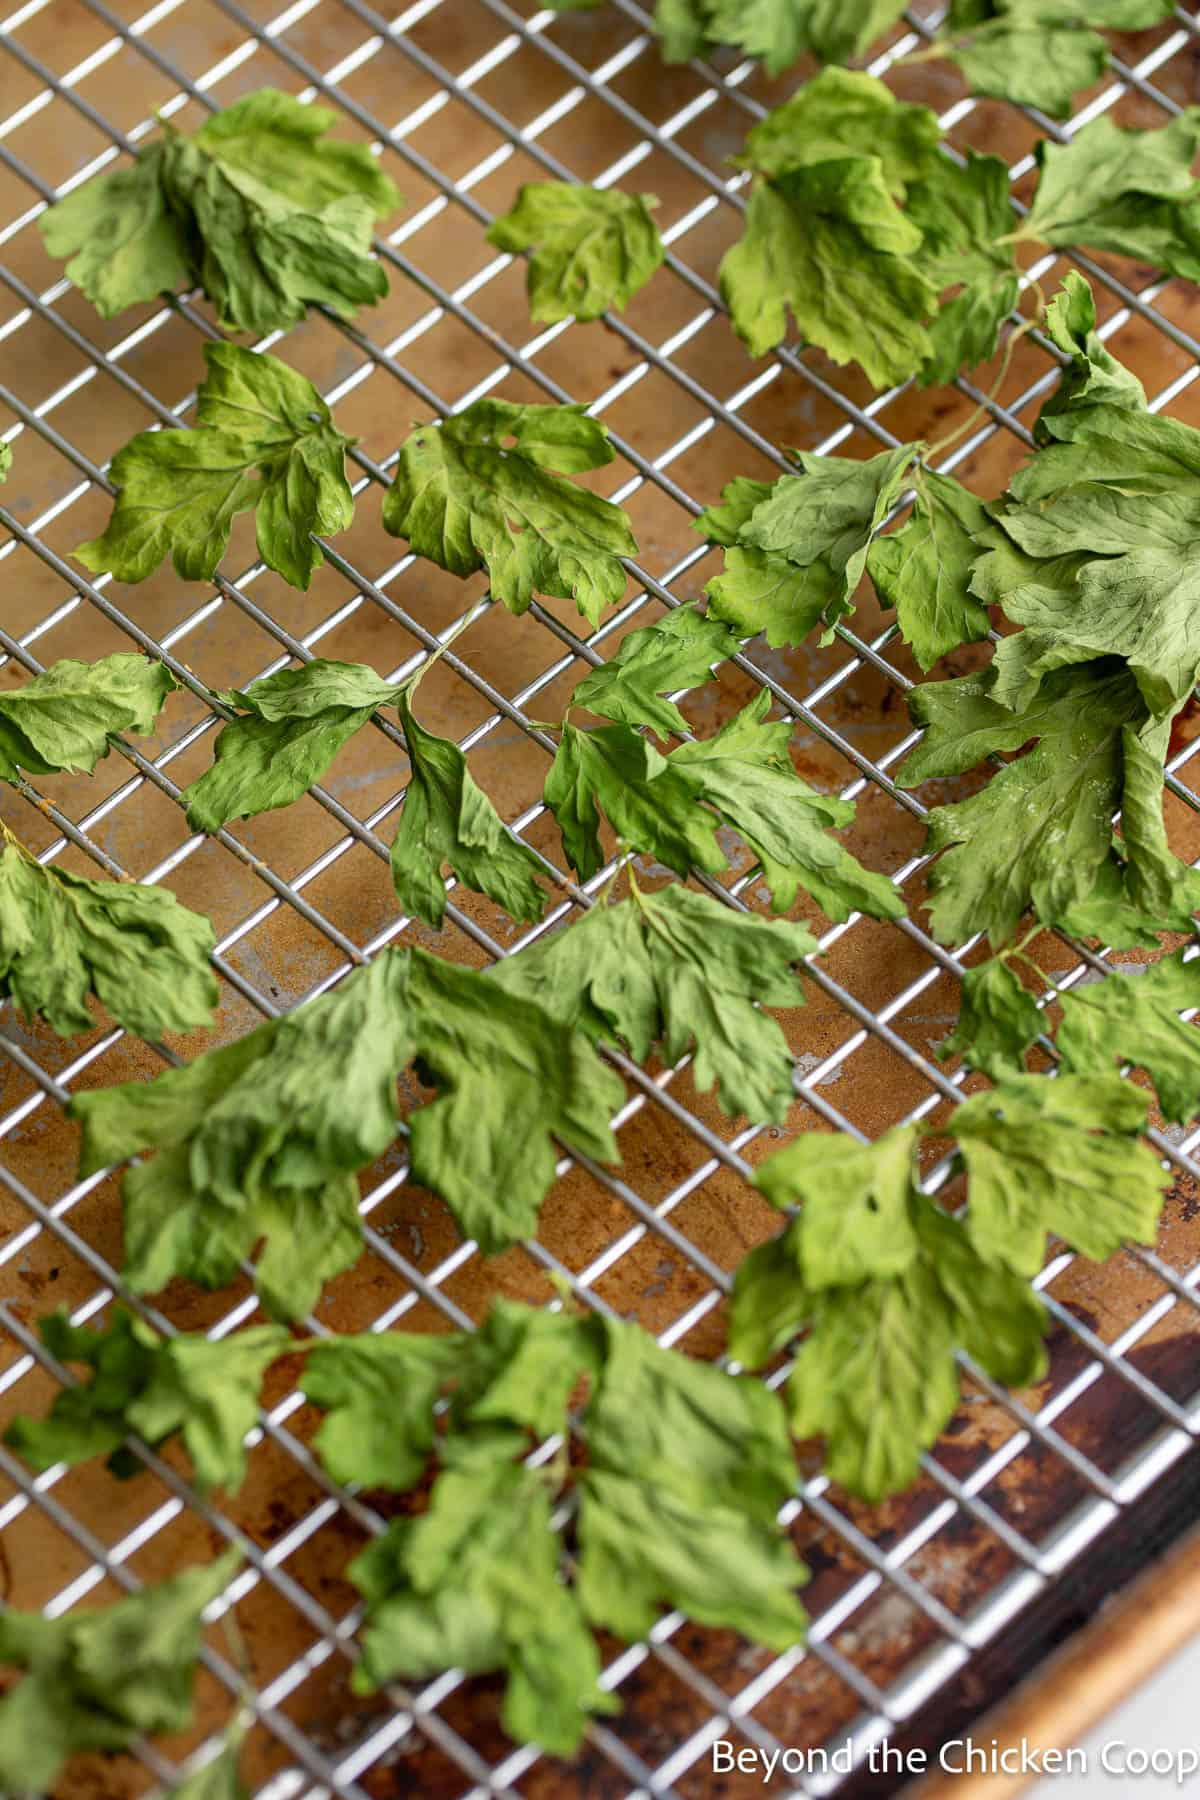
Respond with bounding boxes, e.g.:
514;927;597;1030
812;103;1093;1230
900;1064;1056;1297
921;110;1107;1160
5;1308;288;1494
0;1548;241;1797
670;692;905;921
352;1454;616;1756
1019;110;1200;280
568;603;739;739
182;659;399;835
391;694;547;929
953;1072;1168;1273
76;344;355;589
867;467;993;669
42;89;401;330
939;957;1043;1079
403;950;624;1251
383;398;636;625
1057;952;1200;1124
544;719;726;881
0;651;175;780
577;1315;808;1649
488;182;664;322
720;161;938;383
898;661;1149;947
731;1132;1047;1499
652;0;908;70
494;884;816;1123
0;844;218;1039
702;444;919;646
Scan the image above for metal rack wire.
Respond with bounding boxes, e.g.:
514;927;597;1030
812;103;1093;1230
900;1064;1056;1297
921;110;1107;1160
1;0;1200;1794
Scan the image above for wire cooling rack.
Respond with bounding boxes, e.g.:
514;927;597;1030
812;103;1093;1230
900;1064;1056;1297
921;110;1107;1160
2;1;1200;1795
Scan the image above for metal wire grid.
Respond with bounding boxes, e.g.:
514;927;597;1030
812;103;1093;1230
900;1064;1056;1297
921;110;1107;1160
0;0;1198;1793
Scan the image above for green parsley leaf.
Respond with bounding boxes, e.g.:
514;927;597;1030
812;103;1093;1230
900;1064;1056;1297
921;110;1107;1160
934;8;1110;119
75;344;355;590
390;693;547;929
720;161;938;383
866;467;993;669
70;948;623;1285
939;957;1043;1079
544;720;725;881
5;1307;287;1493
1057;952;1200;1123
403;949;623;1251
382;399;636;626
899;660;1147;946
1020;111;1200;281
4;1309;157;1477
494;884;816;1123
906;150;1020;388
653;0;909;70
487;182;664;322
181;659;399;836
953;1072;1168;1274
300;1331;457;1490
304;1303;602;1491
752;1123;923;1288
0;651;175;780
732;1147;1047;1500
1039;270;1148;417
0;442;11;482
735;70;941;190
0;1548;241;1797
0;843;218;1039
39;143;191;321
1118;718;1200;929
568;603;739;739
333;1301;806;1747
790;1196;1047;1499
42;90;400;330
670;692;905;920
68;954;413;1318
577;1315;807;1649
702;444;919;645
352;1456;616;1755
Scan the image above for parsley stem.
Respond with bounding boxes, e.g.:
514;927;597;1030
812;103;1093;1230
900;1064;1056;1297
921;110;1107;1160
0;817;34;860
402;599;489;702
926;313;1037;461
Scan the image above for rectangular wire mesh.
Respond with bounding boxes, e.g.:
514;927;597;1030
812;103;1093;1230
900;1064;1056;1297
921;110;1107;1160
2;1;1200;1794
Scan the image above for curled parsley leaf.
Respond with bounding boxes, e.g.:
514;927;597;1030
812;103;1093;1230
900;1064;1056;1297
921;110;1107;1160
720;71;1019;389
345;1302;807;1752
0;1547;241;1796
182;659;401;835
383;398;636;626
488;182;665;322
68;946;623;1295
0;842;218;1039
733;1076;1167;1497
4;1308;288;1493
494;882;816;1123
546;687;902;922
0;651;176;779
41;89;400;330
76;344;355;590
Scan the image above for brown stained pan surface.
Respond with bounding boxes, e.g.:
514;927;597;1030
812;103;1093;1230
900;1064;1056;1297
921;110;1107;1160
1;4;1200;1797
